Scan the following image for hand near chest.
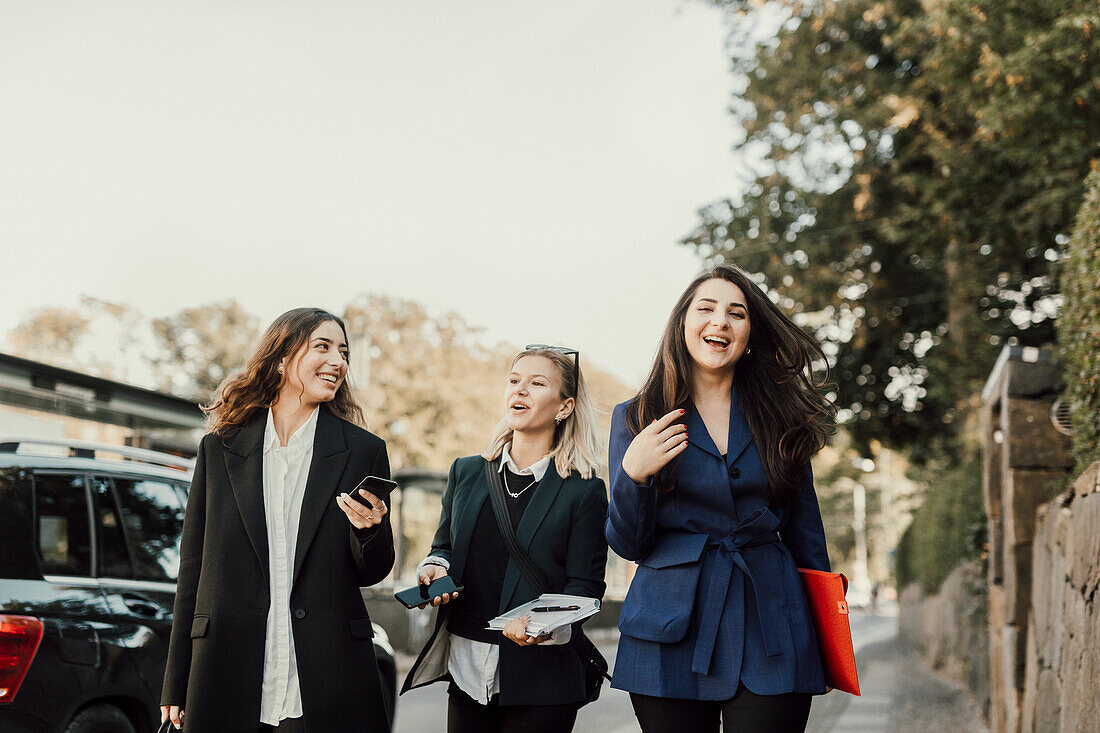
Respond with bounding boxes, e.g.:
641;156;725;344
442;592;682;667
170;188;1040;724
621;409;689;484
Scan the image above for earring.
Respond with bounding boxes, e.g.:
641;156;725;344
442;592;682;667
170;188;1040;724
555;416;563;425
278;366;284;374
745;347;752;355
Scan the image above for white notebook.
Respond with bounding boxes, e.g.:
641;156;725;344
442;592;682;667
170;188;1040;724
487;593;600;636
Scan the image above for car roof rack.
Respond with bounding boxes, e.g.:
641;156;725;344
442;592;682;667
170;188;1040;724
0;436;195;471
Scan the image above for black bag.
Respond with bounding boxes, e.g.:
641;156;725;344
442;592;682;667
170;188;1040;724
483;461;611;706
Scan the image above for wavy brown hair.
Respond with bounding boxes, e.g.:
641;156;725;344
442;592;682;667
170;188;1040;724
203;308;365;436
626;264;836;502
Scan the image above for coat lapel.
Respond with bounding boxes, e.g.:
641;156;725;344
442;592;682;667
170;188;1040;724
725;385;754;468
499;464;564;610
225;414;269;582
685;404;723;459
450;461;491;582
293;407;350;585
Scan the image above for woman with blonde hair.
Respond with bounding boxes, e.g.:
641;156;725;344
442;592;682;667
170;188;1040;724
402;345;608;733
161;307;395;732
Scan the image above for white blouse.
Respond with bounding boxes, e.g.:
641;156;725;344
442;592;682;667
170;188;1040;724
258;407;318;725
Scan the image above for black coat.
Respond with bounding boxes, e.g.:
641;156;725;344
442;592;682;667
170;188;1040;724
401;455;608;706
162;406;395;732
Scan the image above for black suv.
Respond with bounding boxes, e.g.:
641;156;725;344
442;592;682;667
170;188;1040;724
0;437;397;733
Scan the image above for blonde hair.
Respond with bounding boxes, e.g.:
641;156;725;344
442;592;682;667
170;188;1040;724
482;347;604;479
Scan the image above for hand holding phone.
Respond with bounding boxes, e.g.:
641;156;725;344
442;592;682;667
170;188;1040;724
394;575;463;609
336;475;396;530
346;475;397;509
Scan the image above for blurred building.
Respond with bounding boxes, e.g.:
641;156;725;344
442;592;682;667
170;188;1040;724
0;352;203;455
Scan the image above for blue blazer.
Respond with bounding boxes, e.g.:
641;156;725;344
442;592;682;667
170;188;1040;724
605;389;830;700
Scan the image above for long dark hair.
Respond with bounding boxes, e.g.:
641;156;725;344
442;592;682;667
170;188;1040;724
627;264;836;502
204;307;365;435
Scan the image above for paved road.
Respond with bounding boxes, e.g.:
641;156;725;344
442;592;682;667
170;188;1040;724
392;607;986;732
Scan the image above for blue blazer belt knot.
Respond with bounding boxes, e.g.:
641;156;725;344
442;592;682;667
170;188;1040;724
694;506;782;675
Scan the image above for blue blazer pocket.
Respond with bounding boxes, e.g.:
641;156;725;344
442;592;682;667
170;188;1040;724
618;532;709;643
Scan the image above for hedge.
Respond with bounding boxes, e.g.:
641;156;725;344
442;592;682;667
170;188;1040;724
1058;167;1100;475
895;455;986;595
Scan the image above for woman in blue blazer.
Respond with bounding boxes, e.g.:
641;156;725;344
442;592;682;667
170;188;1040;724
606;264;836;732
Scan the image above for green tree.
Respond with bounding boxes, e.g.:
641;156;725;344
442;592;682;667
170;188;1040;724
691;0;1100;457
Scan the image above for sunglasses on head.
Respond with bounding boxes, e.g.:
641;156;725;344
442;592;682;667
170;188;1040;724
524;344;580;387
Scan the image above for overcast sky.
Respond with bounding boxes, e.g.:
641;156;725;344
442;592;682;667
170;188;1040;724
1;0;749;387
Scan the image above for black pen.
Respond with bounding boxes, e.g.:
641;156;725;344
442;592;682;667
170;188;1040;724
530;605;580;612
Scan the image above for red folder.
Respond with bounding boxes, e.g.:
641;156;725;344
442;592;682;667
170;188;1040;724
797;568;861;695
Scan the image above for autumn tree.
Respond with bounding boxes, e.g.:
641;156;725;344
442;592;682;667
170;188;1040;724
149;300;261;399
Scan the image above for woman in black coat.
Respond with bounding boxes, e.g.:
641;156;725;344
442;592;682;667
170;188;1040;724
161;308;395;732
402;345;608;733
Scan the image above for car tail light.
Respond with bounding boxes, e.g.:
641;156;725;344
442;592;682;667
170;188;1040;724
0;615;44;703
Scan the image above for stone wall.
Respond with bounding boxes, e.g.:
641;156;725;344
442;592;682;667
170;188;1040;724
898;560;990;718
901;348;1099;732
980;347;1074;731
1019;462;1100;733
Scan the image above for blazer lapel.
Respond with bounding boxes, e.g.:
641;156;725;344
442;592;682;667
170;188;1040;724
449;461;491;583
725;384;754;468
685;404;723;459
293;407;350;585
225;414;269;582
499;465;564;610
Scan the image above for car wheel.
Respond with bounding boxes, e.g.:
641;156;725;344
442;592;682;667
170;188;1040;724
64;704;137;733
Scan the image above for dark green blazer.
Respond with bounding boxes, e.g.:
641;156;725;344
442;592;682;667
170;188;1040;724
401;455;608;706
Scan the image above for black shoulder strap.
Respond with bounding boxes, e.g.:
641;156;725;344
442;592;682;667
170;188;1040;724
483;459;612;683
483;459;552;593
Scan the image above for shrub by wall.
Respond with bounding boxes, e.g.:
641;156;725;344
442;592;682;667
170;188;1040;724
1058;167;1100;474
895;456;986;594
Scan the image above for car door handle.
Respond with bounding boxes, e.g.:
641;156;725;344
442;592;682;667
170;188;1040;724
121;593;164;619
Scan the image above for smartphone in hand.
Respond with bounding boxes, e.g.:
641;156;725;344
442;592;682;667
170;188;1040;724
394;575;463;609
347;475;397;509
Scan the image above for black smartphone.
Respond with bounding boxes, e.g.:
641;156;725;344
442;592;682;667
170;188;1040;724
394;575;464;609
346;475;398;509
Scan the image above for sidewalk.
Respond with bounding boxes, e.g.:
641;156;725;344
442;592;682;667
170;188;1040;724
806;611;988;732
395;611;990;733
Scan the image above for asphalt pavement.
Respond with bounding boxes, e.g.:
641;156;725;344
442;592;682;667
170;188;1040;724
392;605;988;733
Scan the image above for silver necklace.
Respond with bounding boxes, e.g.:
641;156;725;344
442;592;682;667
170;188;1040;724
503;468;537;498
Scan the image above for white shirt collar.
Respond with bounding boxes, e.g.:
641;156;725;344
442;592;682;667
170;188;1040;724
263;406;320;454
499;442;551;482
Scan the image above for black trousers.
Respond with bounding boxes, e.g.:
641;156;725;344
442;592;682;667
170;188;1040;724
629;685;812;733
258;716;306;732
447;682;579;733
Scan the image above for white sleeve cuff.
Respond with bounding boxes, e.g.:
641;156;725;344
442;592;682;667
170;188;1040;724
544;624;572;645
416;555;450;575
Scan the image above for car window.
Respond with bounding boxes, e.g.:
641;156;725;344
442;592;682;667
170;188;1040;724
110;476;186;582
90;476;134;579
34;472;92;577
0;468;38;579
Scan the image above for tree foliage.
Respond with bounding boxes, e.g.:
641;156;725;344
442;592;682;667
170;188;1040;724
5;296;633;473
150;301;261;398
691;0;1100;457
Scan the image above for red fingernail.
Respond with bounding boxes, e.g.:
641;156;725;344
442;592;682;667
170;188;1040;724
679;409;685;414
